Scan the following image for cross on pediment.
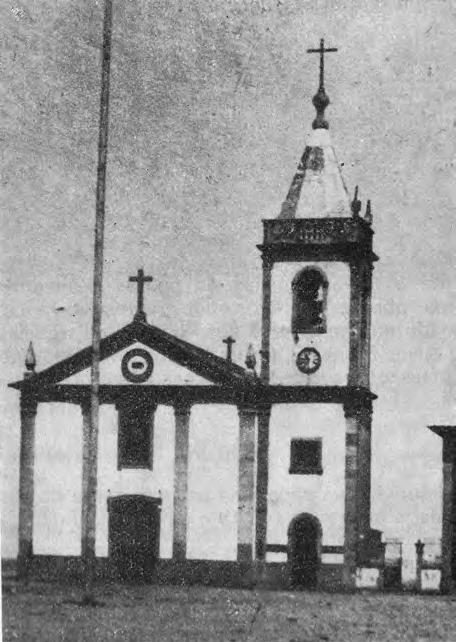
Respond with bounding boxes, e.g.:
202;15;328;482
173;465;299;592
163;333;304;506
129;268;153;322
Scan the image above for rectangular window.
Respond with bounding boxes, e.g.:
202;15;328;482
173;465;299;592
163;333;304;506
117;402;154;470
289;438;322;475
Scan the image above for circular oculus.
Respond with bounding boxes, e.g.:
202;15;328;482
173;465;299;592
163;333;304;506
121;348;154;383
296;347;322;375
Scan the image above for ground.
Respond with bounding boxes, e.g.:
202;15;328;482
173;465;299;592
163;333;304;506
2;580;456;642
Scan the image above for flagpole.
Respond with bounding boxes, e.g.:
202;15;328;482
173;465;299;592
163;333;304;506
84;0;113;601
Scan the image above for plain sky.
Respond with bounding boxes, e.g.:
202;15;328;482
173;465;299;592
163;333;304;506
2;0;456;558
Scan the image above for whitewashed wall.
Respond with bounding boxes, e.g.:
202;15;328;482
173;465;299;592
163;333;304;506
187;404;238;560
32;399;240;561
270;262;350;386
267;403;346;547
33;403;82;555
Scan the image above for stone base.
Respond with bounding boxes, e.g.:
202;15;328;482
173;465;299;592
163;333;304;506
14;556;346;591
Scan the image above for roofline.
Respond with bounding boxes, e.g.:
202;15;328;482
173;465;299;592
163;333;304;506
428;425;456;439
8;319;249;389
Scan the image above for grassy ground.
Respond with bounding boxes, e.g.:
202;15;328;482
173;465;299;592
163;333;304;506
2;580;456;642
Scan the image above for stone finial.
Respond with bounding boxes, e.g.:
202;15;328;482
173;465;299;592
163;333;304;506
351;185;362;217
245;344;257;374
24;341;36;375
365;199;373;225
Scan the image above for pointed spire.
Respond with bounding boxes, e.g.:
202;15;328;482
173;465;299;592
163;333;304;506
278;39;349;220
24;341;36;374
306;38;338;130
365;199;373;225
351;185;362;218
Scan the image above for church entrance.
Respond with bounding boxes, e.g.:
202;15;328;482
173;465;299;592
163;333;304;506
288;513;321;590
108;495;161;582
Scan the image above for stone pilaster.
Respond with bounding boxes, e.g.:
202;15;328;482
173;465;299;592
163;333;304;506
173;403;191;561
237;406;256;562
348;260;373;388
343;404;359;589
343;398;372;588
360;264;373;388
260;254;273;383
255;406;271;561
441;438;456;593
17;393;37;579
357;403;373;543
348;262;362;387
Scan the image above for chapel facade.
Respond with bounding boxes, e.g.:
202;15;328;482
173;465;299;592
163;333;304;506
10;43;382;591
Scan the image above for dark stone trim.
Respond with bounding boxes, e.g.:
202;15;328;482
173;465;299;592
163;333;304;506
20;394;38;416
174;402;192;418
255;406;271;560
348;260;373;387
173;403;191;561
343;396;373;421
172;542;186;562
345;432;358;448
20;383;376;406
16;555;346;591
323;545;345;555
258;243;378;265
237;543;253;563
265;544;344;554
262;217;374;246
260;255;273;383
266;544;288;553
17;392;37;580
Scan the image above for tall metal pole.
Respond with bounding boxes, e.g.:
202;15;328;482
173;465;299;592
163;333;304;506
84;0;113;599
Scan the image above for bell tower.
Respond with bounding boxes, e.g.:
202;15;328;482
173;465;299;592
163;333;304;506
257;40;379;589
259;40;376;388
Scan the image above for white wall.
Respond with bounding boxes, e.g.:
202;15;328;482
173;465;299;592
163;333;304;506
32;401;240;561
33;403;82;555
187;404;238;560
267;403;346;547
270;262;350;386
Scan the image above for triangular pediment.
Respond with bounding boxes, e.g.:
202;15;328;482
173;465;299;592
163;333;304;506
63;342;211;386
9;320;248;389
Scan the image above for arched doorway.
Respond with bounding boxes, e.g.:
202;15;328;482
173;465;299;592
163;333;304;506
288;513;322;590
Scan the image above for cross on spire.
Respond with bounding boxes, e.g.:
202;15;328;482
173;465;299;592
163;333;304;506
306;38;338;130
129;268;153;322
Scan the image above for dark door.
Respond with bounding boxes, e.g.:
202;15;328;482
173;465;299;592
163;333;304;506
108;495;161;582
288;514;321;590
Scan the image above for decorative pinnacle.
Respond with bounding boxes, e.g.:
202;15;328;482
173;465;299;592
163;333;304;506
365;199;373;225
25;341;36;373
306;38;338;129
245;343;257;373
351;185;362;217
